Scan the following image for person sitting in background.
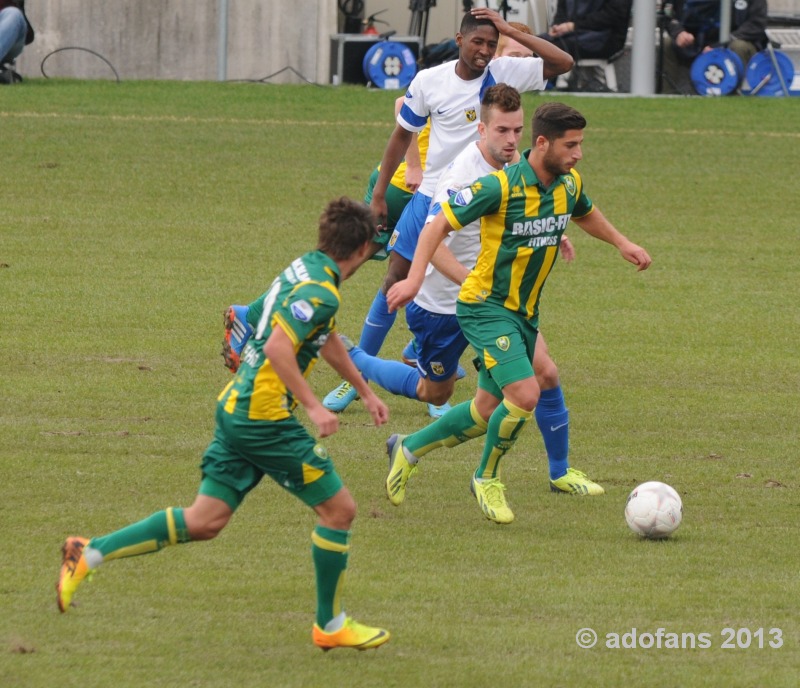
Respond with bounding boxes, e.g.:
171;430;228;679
0;0;34;84
661;0;768;94
538;0;632;65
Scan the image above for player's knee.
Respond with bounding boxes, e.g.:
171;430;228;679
535;356;560;389
188;514;229;541
417;380;454;405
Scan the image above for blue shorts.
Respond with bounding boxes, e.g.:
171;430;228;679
406;301;469;381
388;191;433;261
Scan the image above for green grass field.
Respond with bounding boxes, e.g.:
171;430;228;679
2;79;799;687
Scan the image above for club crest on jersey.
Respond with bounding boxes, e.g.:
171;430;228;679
291;300;314;322
431;362;445;376
564;176;576;196
496;336;510;351
453;188;474;206
465;108;477;122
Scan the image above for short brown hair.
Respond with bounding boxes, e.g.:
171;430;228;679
316;197;375;261
480;83;522;123
532;102;587;142
507;22;533;35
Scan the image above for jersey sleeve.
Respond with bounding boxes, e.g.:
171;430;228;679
488;57;546;94
441;171;504;230
272;282;338;346
397;72;430;133
569;170;594;219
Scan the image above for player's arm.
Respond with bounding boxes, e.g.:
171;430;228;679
387;211;454;311
470;7;574;78
430;236;470;286
264;325;339;438
395;95;422;191
571;207;652;271
559;235;576;263
371;125;414;223
320;334;389;427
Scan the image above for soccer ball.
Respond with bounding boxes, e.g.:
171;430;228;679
624;481;683;539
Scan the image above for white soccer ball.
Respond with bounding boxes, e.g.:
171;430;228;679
624;481;683;539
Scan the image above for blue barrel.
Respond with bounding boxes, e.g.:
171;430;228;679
744;50;795;96
691;48;744;96
363;41;417;90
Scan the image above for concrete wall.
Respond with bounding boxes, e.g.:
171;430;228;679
16;0;338;82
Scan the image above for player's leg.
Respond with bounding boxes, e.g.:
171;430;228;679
56;486;236;613
270;425;388;651
56;418;257;613
533;333;604;496
407;303;469;416
323;192;429;413
463;305;539;524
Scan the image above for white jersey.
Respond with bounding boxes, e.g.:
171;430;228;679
413;142;498;315
397;57;544;197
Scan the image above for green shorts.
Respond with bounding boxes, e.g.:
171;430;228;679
200;406;343;511
456;300;538;394
364;167;414;261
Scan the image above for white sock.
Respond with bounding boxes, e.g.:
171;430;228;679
83;545;104;570
324;611;346;633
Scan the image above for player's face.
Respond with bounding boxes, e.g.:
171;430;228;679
541;130;584;177
458;26;499;73
481;108;524;167
494;36;533;59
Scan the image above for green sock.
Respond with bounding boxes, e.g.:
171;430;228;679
89;507;191;563
404;400;488;457
311;525;350;628
476;399;532;480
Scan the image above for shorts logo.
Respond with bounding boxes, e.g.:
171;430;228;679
388;229;400;247
431;362;445;376
465;108;477;122
291;300;314;322
564;176;576;196
496;336;510;351
313;443;329;459
453;188;473;206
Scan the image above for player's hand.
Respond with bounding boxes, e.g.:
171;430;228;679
470;7;511;34
386;278;419;312
560;235;576;262
370;196;388;230
362;391;389;427
307;404;339;438
405;164;422;192
619;241;652;272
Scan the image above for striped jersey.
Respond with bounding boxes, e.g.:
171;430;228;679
398;57;545;196
414;141;499;315
219;251;341;421
441;149;594;325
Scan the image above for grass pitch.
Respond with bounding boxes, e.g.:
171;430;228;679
1;80;799;688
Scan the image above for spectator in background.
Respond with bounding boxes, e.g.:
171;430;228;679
661;0;768;93
538;0;632;63
0;0;34;84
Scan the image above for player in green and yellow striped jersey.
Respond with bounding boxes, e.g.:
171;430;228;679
57;198;391;651
385;102;652;524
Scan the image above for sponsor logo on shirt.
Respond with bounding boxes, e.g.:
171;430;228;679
291;300;314;322
512;214;571;236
